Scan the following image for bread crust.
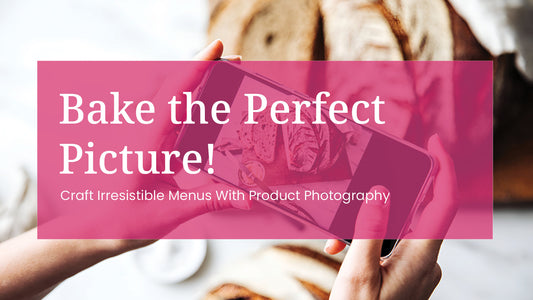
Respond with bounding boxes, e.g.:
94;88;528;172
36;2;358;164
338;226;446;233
238;0;320;60
206;283;272;300
273;244;341;271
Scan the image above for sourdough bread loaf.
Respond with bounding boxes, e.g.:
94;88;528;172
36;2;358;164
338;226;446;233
209;0;491;61
239;0;321;60
320;0;453;61
319;0;490;61
207;0;263;56
204;243;343;300
208;0;321;60
320;0;403;60
206;283;272;300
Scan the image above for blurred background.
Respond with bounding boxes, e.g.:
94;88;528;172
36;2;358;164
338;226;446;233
0;0;532;299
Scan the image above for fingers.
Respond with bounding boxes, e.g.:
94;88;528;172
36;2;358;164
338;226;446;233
353;185;390;239
194;39;224;60
174;169;251;212
332;184;390;258
194;183;251;212
173;169;213;190
431;263;443;287
427;133;458;221
406;134;458;255
347;184;390;265
221;54;242;61
331;238;383;299
326;184;390;253
329;186;390;299
398;134;458;264
193;39;242;62
324;239;347;255
161;39;238;127
426;133;458;229
346;185;390;274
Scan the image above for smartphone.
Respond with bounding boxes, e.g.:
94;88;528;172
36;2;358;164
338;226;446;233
175;62;435;257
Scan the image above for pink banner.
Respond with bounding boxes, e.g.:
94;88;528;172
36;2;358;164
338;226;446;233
37;61;492;239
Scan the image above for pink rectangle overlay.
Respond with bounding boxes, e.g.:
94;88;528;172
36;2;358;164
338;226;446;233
37;61;493;239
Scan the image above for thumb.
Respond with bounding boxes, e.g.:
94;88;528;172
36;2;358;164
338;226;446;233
348;185;390;276
194;39;224;60
353;185;390;239
330;186;389;299
198;183;251;212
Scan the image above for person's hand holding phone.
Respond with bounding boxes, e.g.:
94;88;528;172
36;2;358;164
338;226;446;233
114;40;249;249
0;41;251;300
44;40;249;250
326;134;458;299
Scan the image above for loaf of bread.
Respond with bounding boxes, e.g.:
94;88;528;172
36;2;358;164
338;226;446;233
320;0;403;60
320;0;453;61
320;0;491;61
207;0;263;56
208;0;321;60
204;242;343;300
239;0;321;60
209;0;490;61
206;283;272;300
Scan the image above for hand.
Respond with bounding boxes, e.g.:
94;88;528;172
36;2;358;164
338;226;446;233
0;41;246;300
326;134;458;299
108;39;247;248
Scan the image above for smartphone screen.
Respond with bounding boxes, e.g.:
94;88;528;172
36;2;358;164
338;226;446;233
176;62;434;255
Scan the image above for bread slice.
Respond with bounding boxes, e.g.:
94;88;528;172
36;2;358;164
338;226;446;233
282;107;331;173
239;0;321;60
238;113;254;149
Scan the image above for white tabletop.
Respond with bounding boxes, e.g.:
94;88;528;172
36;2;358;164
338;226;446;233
43;209;533;300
